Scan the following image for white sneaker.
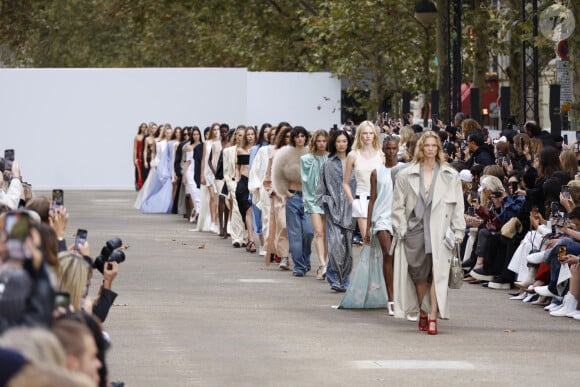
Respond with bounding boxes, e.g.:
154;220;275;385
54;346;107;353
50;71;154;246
279;257;290;270
510;293;527;300
210;223;219;234
566;309;580;318
550;294;577;317
259;248;266;256
545;302;561;311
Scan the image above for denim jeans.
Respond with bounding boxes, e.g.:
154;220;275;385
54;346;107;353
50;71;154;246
252;203;262;235
285;193;313;275
544;238;580;295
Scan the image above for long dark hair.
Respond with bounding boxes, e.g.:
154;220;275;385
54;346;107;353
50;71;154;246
328;130;353;157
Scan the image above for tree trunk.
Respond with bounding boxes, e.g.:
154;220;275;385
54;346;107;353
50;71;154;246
506;0;523;123
571;1;580;130
471;0;488;116
436;0;450;124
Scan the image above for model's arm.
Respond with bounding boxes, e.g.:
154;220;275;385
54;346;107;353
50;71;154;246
200;143;207;186
143;139;150;169
365;169;378;244
342;151;356;204
133;137;139;167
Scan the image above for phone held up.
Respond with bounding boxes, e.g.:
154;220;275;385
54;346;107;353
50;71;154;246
4;149;15;171
74;229;88;251
4;211;31;261
54;291;71;309
52;189;64;211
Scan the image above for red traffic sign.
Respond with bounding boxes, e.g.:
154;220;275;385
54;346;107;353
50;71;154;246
557;39;569;61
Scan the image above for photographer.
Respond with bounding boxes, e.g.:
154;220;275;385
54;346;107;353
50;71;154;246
0;160;23;210
0;214;55;334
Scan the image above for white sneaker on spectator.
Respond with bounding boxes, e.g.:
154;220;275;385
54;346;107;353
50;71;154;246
573;313;580;321
510;293;527;300
531;296;550;306
544;301;561;311
522;293;537;303
567;310;580;318
259;248;266;256
535;285;559;298
550;294;577;317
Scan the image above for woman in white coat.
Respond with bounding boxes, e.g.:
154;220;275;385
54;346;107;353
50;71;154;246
391;131;465;335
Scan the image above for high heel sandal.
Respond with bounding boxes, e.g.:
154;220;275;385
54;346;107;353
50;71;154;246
246;241;256;253
387;302;395;316
418;314;428;331
427;318;438;335
316;265;325;280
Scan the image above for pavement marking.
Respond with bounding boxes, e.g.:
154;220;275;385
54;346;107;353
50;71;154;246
352;360;475;370
238;279;278;283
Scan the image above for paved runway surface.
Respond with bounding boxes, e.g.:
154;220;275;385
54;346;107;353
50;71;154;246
52;191;580;386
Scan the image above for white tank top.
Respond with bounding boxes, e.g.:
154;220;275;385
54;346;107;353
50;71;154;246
353;149;383;195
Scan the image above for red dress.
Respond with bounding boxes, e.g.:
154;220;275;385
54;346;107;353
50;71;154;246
136;139;143;189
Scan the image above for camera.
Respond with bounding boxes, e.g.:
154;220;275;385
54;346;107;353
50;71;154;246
93;238;126;274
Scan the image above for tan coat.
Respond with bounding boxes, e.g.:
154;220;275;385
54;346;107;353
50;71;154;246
391;162;465;319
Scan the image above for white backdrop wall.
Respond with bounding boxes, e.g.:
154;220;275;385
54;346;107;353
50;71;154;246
0;68;340;189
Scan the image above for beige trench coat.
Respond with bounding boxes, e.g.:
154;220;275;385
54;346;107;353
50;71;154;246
391;162;465;319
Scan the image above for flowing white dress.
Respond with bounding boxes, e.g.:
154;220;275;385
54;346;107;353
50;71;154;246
195;140;215;231
134;140;167;209
185;150;201;211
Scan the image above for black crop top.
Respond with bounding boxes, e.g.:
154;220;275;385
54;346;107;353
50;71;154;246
237;154;250;165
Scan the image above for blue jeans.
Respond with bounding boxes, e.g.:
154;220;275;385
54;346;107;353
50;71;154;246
544;238;580;295
286;193;313;275
252;203;262;235
325;259;350;289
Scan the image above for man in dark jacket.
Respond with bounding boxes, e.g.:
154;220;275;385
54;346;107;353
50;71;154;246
466;131;495;168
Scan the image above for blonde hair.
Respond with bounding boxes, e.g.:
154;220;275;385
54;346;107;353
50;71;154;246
7;363;94;387
309;129;329;153
479;175;504;204
412;131;446;164
57;252;91;310
560;149;578;178
399;125;415;146
461;119;482;138
0;327;66;367
352;121;380;151
229;125;245;147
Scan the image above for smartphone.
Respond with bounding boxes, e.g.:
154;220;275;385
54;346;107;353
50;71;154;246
74;229;88;251
4;211;30;240
52;189;64;210
562;185;572;200
4;212;31;260
54;291;71;309
468;206;475;217
433;114;439;125
333;124;338;131
558;245;567;262
563;134;568;145
551;201;559;217
511;182;518;194
4;149;14;171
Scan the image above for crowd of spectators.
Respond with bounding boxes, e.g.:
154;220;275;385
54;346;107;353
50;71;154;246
0;160;124;385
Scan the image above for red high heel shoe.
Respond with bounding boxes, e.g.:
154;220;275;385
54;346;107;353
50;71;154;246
418;314;428;331
427;318;438;335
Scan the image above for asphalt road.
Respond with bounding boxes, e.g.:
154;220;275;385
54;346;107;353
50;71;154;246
51;190;580;387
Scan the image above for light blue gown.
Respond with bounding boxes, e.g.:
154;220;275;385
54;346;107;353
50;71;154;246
140;140;175;214
338;165;392;309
